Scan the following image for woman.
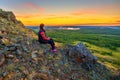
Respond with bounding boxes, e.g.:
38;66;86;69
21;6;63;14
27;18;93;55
38;23;57;52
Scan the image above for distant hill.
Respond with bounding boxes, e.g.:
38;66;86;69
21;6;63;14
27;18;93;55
26;26;120;30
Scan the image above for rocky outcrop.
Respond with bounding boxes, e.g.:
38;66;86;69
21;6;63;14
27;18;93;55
0;9;22;25
66;42;97;70
0;11;15;21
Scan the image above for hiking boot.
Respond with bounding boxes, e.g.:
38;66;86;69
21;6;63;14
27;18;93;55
52;49;57;53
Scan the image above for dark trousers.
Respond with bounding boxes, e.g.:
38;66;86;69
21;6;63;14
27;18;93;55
39;39;55;50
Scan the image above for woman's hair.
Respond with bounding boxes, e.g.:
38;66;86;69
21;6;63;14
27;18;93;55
39;23;44;30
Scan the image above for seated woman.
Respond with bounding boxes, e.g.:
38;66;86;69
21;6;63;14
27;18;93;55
38;23;57;52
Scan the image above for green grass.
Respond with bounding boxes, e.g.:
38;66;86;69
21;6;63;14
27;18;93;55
33;28;120;69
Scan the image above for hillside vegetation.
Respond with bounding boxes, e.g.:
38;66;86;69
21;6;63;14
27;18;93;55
45;29;120;69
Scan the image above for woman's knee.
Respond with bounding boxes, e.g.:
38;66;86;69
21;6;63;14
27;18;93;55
48;40;52;43
49;39;54;42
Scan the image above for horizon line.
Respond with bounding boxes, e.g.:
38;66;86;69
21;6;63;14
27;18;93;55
25;25;120;27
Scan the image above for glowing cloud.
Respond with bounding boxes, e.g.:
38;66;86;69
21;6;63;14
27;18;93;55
23;2;45;13
16;14;41;18
116;20;120;23
71;4;120;16
71;9;97;15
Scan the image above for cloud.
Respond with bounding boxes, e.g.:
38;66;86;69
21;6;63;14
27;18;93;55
46;14;56;17
16;13;41;19
71;4;120;16
113;16;120;19
14;2;45;19
16;15;32;18
116;20;120;23
22;2;45;13
71;9;97;15
45;16;70;19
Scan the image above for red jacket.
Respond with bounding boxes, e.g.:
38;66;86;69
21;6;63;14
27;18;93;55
40;31;50;41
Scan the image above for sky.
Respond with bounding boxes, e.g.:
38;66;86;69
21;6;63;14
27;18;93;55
0;0;120;26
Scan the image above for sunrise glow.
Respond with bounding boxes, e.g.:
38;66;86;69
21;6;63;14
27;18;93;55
0;0;120;26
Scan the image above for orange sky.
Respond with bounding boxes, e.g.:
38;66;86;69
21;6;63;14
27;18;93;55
1;0;120;26
15;4;120;26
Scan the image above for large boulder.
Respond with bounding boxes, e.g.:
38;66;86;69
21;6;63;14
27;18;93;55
67;42;98;70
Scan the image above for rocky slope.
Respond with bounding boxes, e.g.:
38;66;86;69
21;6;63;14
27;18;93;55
0;9;119;80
